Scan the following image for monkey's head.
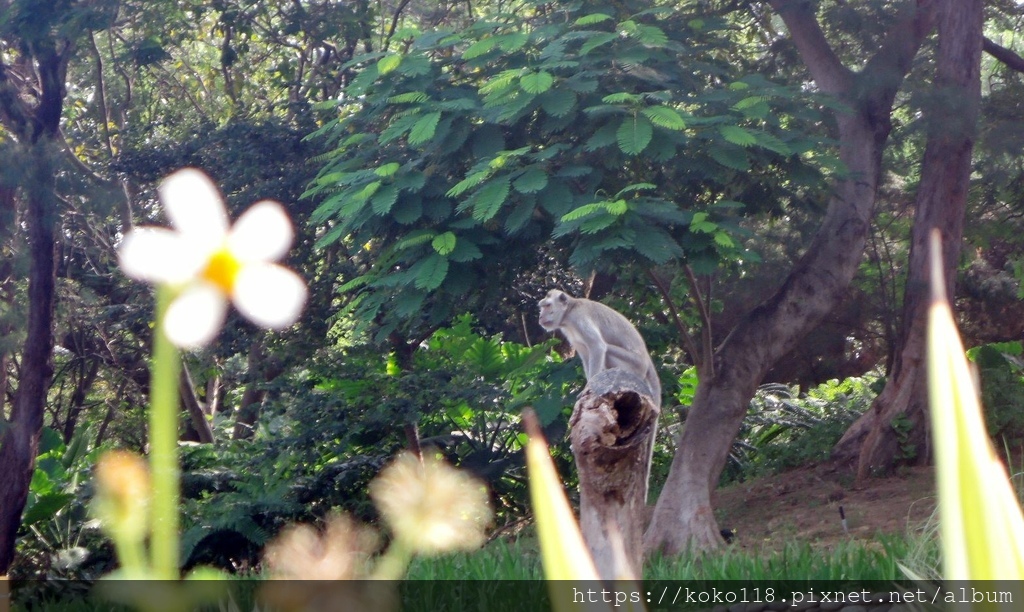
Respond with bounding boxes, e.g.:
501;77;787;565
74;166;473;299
538;289;572;331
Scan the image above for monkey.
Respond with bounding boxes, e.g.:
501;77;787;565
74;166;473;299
537;289;661;405
538;288;662;500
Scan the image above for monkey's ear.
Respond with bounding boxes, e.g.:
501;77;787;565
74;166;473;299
558;292;568;304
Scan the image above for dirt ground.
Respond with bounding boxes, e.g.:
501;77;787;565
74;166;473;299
713;462;938;553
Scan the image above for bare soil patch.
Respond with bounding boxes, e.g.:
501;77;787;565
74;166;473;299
713;463;937;553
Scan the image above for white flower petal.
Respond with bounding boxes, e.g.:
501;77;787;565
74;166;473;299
163;283;228;349
227;200;294;263
158;169;229;246
232;264;307;330
118;228;205;284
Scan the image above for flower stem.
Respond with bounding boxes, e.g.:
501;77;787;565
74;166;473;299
150;286;182;579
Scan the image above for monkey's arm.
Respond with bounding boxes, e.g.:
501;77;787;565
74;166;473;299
575;320;608;380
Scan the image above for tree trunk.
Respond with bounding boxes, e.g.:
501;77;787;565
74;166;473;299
644;0;936;556
0;32;69;573
232;341;284;440
833;0;983;478
0;142;59;575
570;368;659;580
180;364;215;444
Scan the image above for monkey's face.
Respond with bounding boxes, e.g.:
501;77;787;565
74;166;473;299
537;290;567;331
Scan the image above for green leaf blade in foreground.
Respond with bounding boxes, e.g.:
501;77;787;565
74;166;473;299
523;412;600;590
927;232;1024;582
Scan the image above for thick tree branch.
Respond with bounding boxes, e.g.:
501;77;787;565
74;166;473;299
767;0;854;94
861;0;936;84
984;37;1024;74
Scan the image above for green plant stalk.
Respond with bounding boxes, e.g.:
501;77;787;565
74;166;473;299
150;286;182;579
373;537;414;580
110;528;148;577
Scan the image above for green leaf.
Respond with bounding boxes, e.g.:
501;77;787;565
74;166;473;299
513;168;549;193
355;181;382;201
642;106;687;130
497;32;529;52
449;238;483;262
408;111;442;145
605;199;628;215
579;32;617;55
377;53;402;75
561;203;604;221
574;13;613;26
616;114;653;155
713;232;735;248
432;231;457;255
370;184;399;215
719;125;758;147
463;37;498;60
447;171;491;198
504;200;536;234
388;92;429;104
631;227;684;264
411;254;449;291
754;131;792;156
634;24;668;47
615;183;657;196
539;89;577;117
709;144;751;171
467;178;511;221
525;418;601;583
521;71;554;94
602;92;641;105
392;198;424;224
375;162;401;177
396;230;437;251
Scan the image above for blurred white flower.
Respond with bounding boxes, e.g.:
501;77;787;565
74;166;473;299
118;168;307;349
370;451;492;554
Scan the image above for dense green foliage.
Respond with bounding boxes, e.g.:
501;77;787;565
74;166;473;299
306;0;836;340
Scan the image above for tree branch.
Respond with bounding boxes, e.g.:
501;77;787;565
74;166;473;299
683;265;715;377
984;37;1024;74
647;269;703;372
767;0;854;94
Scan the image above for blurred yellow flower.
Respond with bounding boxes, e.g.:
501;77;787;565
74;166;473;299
370;451;492;554
94;450;151;542
118;168;307;349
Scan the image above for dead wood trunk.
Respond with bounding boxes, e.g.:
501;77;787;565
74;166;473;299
569;368;659;580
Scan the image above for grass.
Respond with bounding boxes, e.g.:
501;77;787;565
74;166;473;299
403;530;937;582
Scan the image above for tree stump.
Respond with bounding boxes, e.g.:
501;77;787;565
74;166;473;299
569;368;660;580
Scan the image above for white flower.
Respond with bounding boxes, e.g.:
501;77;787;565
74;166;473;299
118;168;307;349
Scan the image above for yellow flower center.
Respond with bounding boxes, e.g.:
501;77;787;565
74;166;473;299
202;247;242;293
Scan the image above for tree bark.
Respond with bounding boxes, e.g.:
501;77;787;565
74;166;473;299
644;0;936;556
180;364;215;444
232;341;285;440
0;32;69;574
569;368;659;580
833;0;983;477
0;142;59;575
